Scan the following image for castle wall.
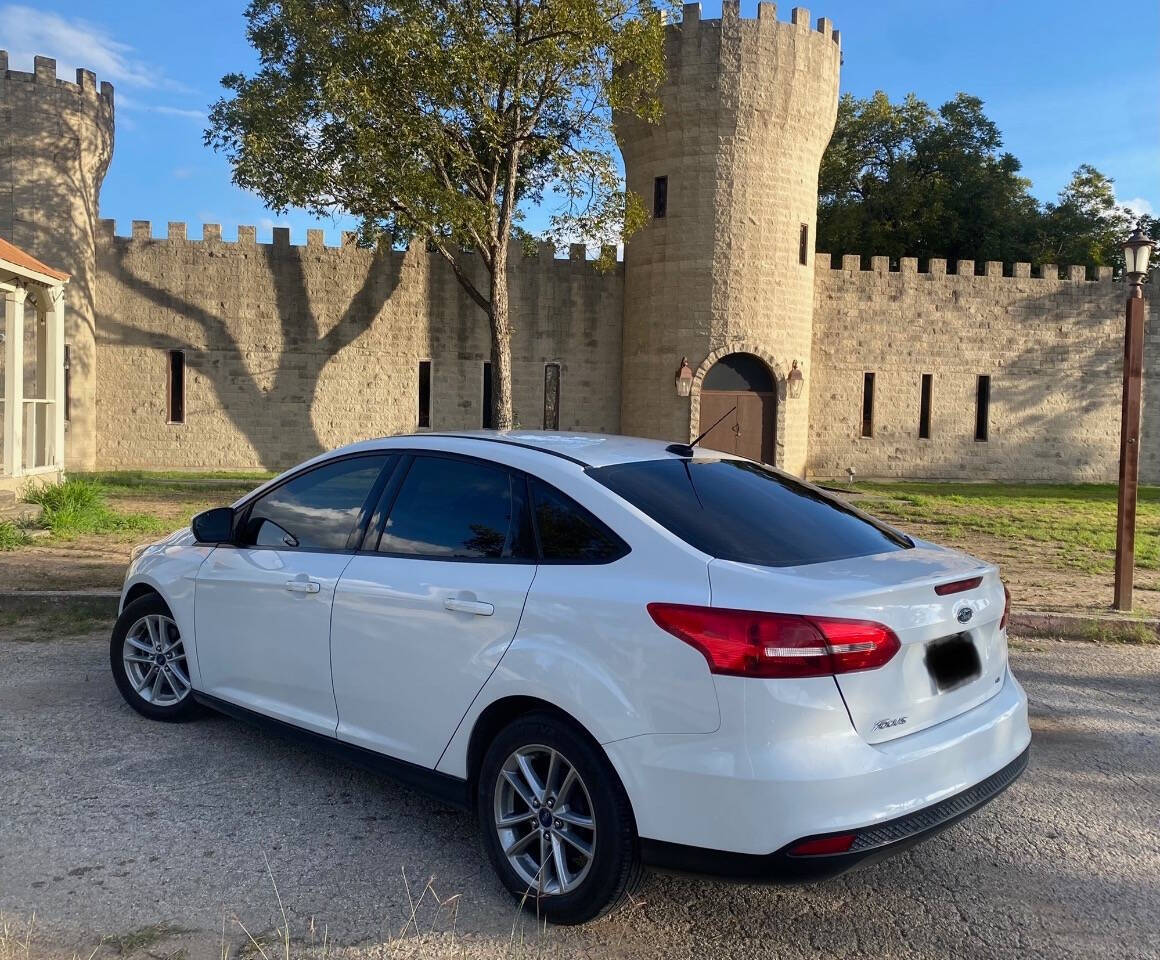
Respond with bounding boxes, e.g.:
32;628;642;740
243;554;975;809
615;3;840;475
1;53;113;471
808;256;1159;484
93;224;622;471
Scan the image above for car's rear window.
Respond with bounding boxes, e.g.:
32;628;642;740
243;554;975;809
588;457;911;567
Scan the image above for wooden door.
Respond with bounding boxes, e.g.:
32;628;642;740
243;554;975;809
699;392;741;456
699;390;776;463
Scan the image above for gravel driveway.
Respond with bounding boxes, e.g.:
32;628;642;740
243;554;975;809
1;624;1157;960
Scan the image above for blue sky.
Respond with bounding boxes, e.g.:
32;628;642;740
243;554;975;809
2;0;1157;246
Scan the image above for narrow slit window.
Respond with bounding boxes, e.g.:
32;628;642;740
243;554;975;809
799;223;809;266
544;363;561;430
918;373;933;439
975;375;991;442
861;372;875;438
63;344;71;422
166;350;185;424
482;361;493;429
418;360;431;429
653;176;668;219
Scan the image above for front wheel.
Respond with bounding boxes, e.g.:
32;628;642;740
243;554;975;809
110;594;200;722
477;712;642;924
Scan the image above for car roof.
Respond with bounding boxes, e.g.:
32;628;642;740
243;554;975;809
361;430;722;469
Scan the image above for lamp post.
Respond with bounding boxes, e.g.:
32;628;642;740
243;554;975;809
1113;224;1154;611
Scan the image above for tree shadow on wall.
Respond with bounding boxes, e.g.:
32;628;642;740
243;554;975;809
994;286;1157;482
98;238;402;470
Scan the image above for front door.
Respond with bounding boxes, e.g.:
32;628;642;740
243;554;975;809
194;454;391;735
331;453;537;767
697;353;778;464
700;391;776;462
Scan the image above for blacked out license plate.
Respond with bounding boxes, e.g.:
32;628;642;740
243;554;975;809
925;633;982;691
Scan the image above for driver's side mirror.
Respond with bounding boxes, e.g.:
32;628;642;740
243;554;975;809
191;506;235;544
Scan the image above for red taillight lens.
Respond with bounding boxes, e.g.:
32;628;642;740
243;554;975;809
646;604;900;679
1000;582;1011;631
934;575;983;596
788;833;856;857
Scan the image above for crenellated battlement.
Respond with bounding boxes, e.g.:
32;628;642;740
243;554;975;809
0;51;114;104
662;2;841;73
98;219;621;266
816;252;1158;285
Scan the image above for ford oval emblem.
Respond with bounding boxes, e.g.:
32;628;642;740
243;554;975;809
956;607;974;625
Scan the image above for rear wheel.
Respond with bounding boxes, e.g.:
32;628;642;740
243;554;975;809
477;712;641;924
110;594;200;722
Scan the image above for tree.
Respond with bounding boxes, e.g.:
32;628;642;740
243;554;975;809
207;0;669;429
818;91;1040;267
1036;165;1137;272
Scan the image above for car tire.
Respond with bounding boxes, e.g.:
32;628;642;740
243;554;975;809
110;593;201;723
477;711;642;924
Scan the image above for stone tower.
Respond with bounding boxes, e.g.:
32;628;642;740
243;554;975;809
1;53;114;470
615;2;840;474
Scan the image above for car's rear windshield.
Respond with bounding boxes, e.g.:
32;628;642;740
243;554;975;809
588;457;911;567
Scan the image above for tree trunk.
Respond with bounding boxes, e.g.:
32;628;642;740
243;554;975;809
489;243;514;430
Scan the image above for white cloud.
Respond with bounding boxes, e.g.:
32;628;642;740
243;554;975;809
116;91;205;123
1122;197;1155;218
152;104;207;121
0;4;189;91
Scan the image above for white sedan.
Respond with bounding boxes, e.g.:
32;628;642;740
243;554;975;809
110;431;1030;924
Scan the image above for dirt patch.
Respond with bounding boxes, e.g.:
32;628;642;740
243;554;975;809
0;486;247;593
888;517;1160;617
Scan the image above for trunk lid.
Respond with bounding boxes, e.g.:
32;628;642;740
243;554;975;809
708;545;1008;743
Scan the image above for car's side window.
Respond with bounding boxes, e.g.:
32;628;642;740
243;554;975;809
528;477;628;563
240;455;390;551
376;455;531;561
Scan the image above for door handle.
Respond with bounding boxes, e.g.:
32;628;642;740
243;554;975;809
444;597;494;616
285;579;320;594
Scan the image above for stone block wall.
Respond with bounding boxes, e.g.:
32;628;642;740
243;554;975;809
1;52;114;470
93;224;621;471
808;256;1159;483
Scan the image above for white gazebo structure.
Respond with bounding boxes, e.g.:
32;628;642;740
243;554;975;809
0;237;68;495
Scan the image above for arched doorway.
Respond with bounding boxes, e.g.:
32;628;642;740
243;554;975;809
698;353;777;463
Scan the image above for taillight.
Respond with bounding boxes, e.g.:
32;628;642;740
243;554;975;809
1000;582;1011;631
646;604;900;679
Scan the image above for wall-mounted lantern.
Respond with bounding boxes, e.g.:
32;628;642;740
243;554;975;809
675;357;693;397
787;360;805;399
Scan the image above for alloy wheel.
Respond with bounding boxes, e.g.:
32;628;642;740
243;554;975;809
122;614;191;707
493;744;596;895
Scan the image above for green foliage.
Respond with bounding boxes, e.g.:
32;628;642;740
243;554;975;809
819;91;1152;270
22;477;164;539
1037;165;1138;271
0;520;32;551
206;0;672;427
853;482;1160;575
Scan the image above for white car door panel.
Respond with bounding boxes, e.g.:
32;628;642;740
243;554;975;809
330;453;537;767
193;453;392;735
196;546;352;734
332;557;536;765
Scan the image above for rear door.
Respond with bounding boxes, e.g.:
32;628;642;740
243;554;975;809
330;454;537;767
195;454;391;735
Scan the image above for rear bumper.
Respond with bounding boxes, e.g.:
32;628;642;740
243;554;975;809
640;744;1030;882
605;665;1031;858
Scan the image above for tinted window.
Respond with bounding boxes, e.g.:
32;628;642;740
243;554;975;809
530;477;627;563
590;458;909;568
378;456;520;560
242;455;389;550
